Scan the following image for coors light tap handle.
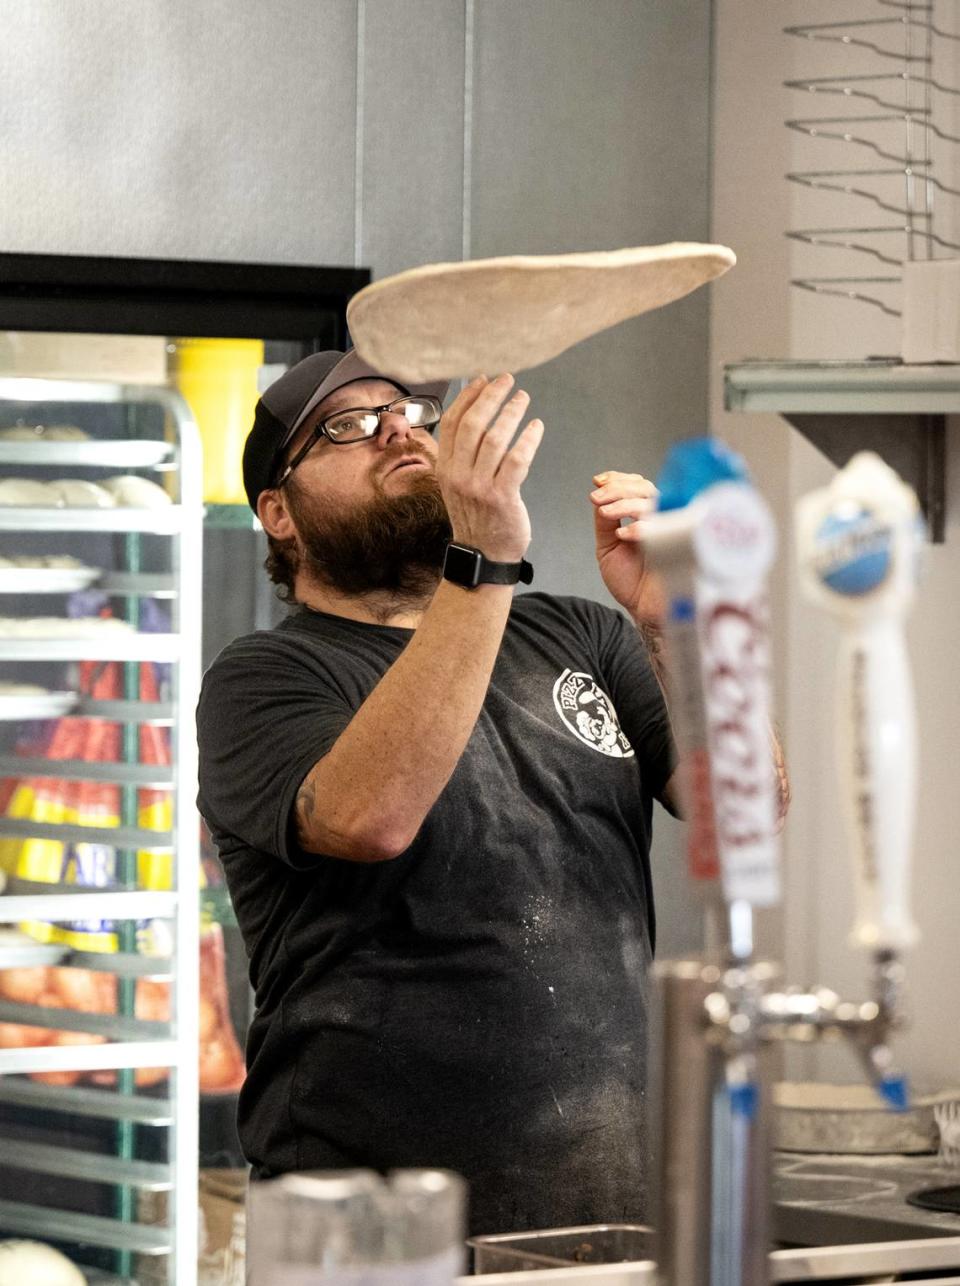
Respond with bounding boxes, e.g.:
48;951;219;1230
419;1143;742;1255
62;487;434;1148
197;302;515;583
796;452;922;955
646;438;780;914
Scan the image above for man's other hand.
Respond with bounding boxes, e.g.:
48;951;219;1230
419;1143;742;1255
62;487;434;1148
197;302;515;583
590;470;665;627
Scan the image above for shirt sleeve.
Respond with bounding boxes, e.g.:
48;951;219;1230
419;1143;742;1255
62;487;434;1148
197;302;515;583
591;603;677;799
196;633;354;866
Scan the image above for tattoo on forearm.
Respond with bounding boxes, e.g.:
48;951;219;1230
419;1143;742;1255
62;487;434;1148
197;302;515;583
638;620;670;696
296;776;319;844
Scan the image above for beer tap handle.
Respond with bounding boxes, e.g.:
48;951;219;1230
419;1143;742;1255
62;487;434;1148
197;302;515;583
796;453;922;1107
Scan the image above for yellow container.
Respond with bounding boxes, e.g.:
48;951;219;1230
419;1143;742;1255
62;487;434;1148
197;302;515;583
171;337;264;504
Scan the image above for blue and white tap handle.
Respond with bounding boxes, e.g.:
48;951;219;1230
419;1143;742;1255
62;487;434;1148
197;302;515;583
796;452;921;955
796;452;922;1109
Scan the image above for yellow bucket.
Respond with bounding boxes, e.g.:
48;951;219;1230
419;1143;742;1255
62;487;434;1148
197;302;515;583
171;337;264;504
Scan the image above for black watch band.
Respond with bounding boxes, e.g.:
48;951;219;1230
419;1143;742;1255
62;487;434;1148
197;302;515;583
442;542;534;589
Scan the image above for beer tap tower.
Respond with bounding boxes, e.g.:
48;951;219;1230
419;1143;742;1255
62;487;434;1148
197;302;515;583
645;444;922;1286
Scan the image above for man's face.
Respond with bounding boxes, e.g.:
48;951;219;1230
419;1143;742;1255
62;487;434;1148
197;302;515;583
278;378;451;600
283;377;440;507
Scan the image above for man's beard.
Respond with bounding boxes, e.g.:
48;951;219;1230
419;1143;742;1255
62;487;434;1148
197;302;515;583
285;453;452;608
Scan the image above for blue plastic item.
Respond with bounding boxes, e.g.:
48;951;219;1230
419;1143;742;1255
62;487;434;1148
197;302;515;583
656;436;752;511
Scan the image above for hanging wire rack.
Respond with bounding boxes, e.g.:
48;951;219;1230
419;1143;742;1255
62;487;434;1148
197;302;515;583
784;0;960;316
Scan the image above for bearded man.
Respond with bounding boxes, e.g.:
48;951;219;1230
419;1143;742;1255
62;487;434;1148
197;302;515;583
196;348;682;1236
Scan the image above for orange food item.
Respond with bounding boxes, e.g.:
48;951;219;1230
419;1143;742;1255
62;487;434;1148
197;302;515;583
0;966;48;1005
0;1020;51;1047
47;967;116;1013
32;1030;105;1086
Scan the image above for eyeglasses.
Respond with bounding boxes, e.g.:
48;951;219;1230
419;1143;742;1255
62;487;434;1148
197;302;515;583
275;395;443;487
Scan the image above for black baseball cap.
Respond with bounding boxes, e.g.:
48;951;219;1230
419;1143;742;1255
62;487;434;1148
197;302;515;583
242;349;449;511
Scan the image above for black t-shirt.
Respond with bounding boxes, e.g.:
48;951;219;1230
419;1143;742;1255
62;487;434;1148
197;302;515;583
196;592;674;1235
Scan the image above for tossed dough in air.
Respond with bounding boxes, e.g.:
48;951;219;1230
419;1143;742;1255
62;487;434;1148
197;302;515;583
347;242;736;383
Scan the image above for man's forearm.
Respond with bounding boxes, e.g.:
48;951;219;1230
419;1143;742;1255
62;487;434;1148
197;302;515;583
295;581;513;861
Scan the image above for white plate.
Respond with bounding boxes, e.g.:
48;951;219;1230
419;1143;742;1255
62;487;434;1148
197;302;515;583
0;930;68;968
0;566;101;594
0;691;78;720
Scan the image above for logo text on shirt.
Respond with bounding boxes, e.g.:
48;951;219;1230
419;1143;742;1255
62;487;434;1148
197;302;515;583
552;669;634;758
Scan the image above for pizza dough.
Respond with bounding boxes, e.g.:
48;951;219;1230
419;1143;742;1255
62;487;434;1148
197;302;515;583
0;1240;86;1285
0;478;55;506
48;479;115;508
346;242;736;382
101;474;172;507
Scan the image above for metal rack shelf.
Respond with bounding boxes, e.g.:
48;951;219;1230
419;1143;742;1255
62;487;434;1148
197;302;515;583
0;633;181;662
99;572;177;599
0;506;187;534
0;755;174;787
0;440;173;469
723;359;957;541
0;1198;172;1256
0;1000;168;1042
0;817;172;850
0;371;201;1284
0;887;178;922
0;1041;180;1077
1;1140;171;1191
0;1078;172;1125
76;698;173;724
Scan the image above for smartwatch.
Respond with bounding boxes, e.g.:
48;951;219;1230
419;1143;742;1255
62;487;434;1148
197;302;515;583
442;542;534;589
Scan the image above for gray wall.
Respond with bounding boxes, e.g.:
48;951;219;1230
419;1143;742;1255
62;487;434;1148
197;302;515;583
1;0;713;955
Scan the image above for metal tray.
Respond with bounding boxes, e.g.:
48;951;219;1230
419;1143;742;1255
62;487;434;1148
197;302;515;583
468;1225;654;1273
774;1081;942;1154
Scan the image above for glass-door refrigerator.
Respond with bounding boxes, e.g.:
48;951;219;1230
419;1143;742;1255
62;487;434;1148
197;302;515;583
0;251;367;1286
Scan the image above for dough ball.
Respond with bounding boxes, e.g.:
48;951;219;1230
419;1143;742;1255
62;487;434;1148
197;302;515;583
0;478;55;506
0;1240;87;1285
101;475;172;507
48;479;115;508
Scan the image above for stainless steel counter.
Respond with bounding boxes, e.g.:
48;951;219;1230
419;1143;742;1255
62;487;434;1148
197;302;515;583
772;1151;960;1247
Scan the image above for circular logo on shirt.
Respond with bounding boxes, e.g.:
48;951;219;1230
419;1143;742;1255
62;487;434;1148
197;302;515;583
552;669;634;758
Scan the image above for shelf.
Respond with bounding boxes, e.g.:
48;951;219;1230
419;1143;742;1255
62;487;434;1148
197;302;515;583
0;1197;172;1255
0;505;187;533
724;359;960;413
0;1040;179;1076
76;698;173;724
0;440;173;468
65;950;172;979
0;817;172;850
723;359;954;542
0;999;169;1042
0;632;181;661
0;888;178;922
0;1079;173;1125
0;366;203;1283
98;571;176;599
0;755;173;787
1;1139;171;1191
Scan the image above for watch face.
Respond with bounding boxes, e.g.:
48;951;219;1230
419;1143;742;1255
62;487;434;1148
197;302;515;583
443;542;482;587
